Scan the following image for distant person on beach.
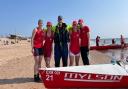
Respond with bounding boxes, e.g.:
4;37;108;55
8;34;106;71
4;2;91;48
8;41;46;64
79;19;90;65
54;16;69;67
3;40;6;45
69;21;80;66
112;38;116;45
31;19;45;82
44;22;54;68
120;35;125;48
96;36;100;46
6;40;9;45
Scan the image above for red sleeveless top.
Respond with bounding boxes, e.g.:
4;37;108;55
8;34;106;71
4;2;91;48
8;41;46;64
70;30;80;54
44;31;54;48
33;28;45;48
80;26;90;47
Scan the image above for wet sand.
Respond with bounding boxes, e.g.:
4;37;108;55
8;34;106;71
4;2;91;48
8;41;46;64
0;40;127;89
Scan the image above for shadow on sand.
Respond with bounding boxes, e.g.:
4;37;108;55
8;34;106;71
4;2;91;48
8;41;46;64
0;77;34;85
47;88;128;89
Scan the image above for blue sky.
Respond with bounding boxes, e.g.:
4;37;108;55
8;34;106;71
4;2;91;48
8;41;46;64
0;0;128;38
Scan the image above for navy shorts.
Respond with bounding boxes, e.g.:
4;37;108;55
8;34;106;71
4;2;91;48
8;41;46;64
34;48;43;56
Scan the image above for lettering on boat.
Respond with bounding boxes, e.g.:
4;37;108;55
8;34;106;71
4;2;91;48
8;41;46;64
46;70;60;75
64;73;123;82
45;70;60;81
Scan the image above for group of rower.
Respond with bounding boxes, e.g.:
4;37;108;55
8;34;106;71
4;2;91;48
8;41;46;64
96;35;126;47
31;16;90;82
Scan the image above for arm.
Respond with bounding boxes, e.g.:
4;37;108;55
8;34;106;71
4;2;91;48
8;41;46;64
87;32;90;49
43;30;46;41
69;29;72;42
31;29;36;52
87;26;90;49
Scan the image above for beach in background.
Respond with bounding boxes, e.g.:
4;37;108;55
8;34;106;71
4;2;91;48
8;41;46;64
0;37;128;89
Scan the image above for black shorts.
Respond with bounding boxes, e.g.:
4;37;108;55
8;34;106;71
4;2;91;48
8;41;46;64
33;48;43;56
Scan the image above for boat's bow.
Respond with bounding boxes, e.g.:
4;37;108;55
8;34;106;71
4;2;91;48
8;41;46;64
39;64;128;88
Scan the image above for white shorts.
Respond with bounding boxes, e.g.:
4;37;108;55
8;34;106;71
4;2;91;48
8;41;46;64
69;51;80;56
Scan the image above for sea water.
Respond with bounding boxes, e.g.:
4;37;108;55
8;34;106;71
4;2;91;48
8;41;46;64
91;38;128;65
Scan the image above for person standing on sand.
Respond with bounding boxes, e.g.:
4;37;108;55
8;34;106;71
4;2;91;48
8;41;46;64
44;22;54;68
69;21;80;66
120;35;125;48
96;36;100;46
31;19;45;82
78;19;90;65
54;16;69;67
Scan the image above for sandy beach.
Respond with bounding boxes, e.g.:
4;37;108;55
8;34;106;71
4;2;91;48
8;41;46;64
0;39;127;89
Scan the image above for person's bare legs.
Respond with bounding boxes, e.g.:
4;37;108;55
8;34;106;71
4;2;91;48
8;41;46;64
69;55;74;66
34;55;43;82
38;55;43;68
75;55;80;66
45;57;51;68
34;56;40;75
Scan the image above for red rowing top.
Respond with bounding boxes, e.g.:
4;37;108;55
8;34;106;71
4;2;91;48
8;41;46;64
44;31;54;48
33;27;45;48
80;26;90;47
70;30;80;54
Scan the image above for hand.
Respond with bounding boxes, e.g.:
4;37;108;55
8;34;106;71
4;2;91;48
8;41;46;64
31;48;34;54
88;46;90;50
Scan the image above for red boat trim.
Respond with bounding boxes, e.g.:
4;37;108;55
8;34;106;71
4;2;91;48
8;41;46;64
90;45;128;50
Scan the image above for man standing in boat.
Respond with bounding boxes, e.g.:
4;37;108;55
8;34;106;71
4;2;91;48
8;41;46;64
120;34;125;48
96;36;100;46
79;19;90;65
112;38;116;45
54;16;69;67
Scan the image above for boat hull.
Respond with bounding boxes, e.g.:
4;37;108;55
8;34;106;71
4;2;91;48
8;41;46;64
39;69;128;88
90;45;128;50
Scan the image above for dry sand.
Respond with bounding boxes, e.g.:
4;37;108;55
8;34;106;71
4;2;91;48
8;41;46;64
0;40;127;89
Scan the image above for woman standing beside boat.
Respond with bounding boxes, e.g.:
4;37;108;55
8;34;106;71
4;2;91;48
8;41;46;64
69;21;80;66
31;19;45;82
44;22;54;68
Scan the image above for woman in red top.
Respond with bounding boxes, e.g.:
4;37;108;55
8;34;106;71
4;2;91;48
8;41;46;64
69;21;80;66
31;19;45;82
44;22;54;68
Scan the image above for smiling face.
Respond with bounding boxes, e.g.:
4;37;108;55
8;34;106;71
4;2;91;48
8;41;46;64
58;19;63;24
58;16;63;23
47;25;52;30
73;24;77;30
72;21;78;30
78;22;83;27
78;19;84;28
